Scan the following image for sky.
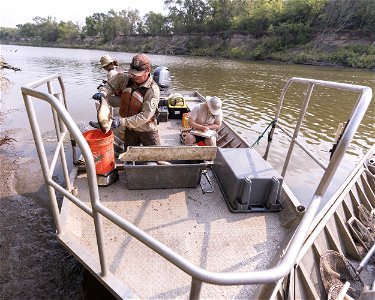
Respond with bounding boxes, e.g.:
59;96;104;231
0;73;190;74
0;0;166;28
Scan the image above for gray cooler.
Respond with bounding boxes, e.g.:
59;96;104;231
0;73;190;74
213;148;283;212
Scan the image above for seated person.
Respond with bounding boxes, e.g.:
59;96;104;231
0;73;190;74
184;96;223;146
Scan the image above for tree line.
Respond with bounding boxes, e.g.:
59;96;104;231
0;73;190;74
1;0;373;41
1;0;374;69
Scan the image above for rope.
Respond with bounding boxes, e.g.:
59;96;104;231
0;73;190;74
250;119;277;148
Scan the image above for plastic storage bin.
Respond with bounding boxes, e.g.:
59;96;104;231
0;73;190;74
213;147;283;212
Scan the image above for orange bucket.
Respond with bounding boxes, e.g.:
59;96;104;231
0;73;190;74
83;129;115;175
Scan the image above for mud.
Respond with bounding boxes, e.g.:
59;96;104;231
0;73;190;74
0;61;118;298
0;71;85;299
0;151;84;299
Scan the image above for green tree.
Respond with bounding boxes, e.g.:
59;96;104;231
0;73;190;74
235;0;283;33
33;16;58;41
144;12;170;34
16;22;38;38
279;0;324;23
207;0;248;32
0;27;18;40
82;13;106;36
117;10;132;35
57;21;80;41
318;0;375;34
126;9;142;34
164;0;211;33
102;9;121;41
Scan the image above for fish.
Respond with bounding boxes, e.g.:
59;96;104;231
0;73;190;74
97;97;112;133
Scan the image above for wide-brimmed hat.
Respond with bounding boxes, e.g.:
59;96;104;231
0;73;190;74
128;54;151;76
100;55;115;68
206;96;222;116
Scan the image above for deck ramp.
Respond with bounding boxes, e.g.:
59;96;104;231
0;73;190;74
61;168;292;299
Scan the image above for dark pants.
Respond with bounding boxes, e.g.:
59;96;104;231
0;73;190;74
124;128;161;151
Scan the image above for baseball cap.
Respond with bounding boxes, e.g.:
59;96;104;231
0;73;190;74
206;96;222;116
128;54;151;75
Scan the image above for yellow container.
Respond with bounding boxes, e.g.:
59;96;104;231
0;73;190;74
182;113;190;127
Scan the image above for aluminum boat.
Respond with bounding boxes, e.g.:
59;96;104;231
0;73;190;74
21;74;374;299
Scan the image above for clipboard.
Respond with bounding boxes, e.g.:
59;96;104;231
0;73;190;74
190;129;216;138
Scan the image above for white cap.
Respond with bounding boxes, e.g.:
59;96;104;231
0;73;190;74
206;96;222;116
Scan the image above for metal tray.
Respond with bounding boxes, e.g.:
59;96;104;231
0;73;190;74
125;161;207;189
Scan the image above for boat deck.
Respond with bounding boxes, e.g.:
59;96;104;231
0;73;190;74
60;114;297;299
62;172;294;298
21;75;374;299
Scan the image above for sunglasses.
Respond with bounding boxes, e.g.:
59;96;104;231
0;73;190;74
130;64;146;71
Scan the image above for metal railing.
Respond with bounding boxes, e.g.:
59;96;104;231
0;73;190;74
21;74;372;299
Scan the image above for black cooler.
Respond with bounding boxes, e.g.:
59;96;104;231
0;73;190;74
213;148;283;212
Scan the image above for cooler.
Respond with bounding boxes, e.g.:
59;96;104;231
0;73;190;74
168;104;189;119
168;95;189;119
213;147;283;212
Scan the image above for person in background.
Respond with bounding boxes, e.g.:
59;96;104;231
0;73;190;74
90;55;124;129
100;55;123;80
184;96;223;146
98;54;124;102
92;54;161;150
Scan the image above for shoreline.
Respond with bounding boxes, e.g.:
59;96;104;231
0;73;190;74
0;71;84;298
0;69;115;299
0;146;85;299
2;33;374;70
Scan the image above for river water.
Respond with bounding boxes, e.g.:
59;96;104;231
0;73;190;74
2;44;374;206
1;44;374;298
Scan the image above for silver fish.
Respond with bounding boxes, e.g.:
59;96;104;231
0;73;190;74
97;97;112;133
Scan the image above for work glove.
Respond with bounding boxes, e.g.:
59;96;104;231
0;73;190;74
92;92;105;101
111;118;121;129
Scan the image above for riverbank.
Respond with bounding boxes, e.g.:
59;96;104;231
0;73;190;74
0;150;84;299
0;71;83;299
0;66;117;299
2;32;374;69
0;140;84;299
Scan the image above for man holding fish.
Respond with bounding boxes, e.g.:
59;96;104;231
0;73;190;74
92;54;161;151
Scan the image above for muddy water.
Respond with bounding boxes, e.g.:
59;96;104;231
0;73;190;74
1;44;374;297
2;44;374;204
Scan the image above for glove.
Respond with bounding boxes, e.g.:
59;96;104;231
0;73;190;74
92;92;105;101
111;118;121;129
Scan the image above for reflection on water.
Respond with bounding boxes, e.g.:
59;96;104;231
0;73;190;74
1;45;374;205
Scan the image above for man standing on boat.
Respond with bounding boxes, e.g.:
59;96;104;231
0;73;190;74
92;54;161;150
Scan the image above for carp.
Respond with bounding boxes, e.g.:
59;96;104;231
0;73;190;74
97;97;112;133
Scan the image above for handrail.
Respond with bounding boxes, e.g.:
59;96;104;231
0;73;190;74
22;74;109;276
21;74;372;298
264;77;372;193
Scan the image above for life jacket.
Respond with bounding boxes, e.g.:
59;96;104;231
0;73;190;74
119;79;150;118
